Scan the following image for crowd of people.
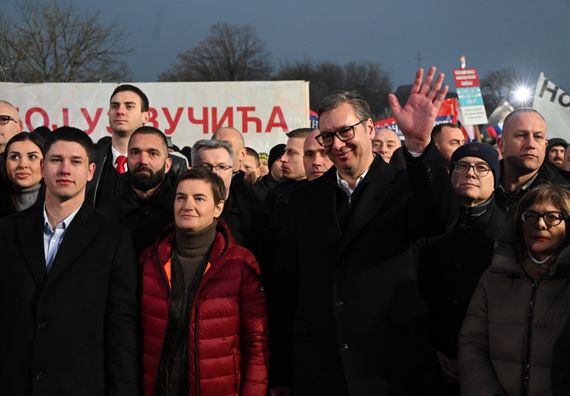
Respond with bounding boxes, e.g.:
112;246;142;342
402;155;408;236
2;66;570;396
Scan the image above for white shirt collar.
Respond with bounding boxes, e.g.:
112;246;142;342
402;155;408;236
43;204;81;232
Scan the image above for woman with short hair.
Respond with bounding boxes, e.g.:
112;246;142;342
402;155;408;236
459;183;570;396
140;167;269;396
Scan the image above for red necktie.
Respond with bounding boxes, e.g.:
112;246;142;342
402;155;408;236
115;155;127;174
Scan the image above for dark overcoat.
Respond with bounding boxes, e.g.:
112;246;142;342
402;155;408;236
272;144;457;395
0;203;139;396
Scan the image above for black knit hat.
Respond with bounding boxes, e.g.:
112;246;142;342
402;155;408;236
547;138;568;153
451;142;500;188
268;143;286;170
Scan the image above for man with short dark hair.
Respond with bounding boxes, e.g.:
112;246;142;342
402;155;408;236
270;67;457;396
304;128;333;181
0;126;139;394
431;122;466;163
242;147;261;184
87;84;186;207
101;126;175;254
281;128;310;182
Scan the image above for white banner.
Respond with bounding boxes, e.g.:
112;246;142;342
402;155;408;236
533;73;570;141
0;81;310;153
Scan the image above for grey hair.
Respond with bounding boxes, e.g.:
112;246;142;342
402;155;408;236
317;90;374;123
191;139;234;166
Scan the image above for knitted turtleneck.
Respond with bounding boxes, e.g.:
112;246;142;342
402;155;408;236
10;183;41;212
174;220;218;287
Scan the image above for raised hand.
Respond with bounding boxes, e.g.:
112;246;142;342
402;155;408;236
388;66;448;152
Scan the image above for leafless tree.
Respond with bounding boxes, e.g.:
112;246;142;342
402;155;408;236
480;68;524;113
0;0;131;82
276;59;393;116
160;22;272;82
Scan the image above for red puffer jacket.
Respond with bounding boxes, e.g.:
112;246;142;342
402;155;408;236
140;221;269;396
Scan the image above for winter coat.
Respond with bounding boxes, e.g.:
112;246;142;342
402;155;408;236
418;195;506;359
459;229;570;396
140;221;269;396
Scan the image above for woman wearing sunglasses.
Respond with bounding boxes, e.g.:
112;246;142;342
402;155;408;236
459;183;570;396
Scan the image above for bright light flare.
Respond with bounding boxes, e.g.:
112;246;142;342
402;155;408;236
513;85;531;103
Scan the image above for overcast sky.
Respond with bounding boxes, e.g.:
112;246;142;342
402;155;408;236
7;0;570;93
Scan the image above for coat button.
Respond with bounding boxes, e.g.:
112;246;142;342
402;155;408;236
34;371;44;381
37;321;47;329
334;300;344;308
341;343;350;352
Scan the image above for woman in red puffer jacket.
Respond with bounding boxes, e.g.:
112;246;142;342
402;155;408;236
140;167;269;396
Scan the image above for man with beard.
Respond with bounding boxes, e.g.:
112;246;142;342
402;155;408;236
546;138;567;169
101;126;174;255
87;84;186;208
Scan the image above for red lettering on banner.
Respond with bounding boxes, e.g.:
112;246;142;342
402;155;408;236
82;108;103;134
51;107;70;130
237;106;261;133
265;106;288;132
146;107;159;128
211;107;234;131
162;107;183;134
25;107;49;131
188;107;209;133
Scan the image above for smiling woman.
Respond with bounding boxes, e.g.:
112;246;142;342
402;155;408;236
139;167;269;396
0;132;45;217
459;183;570;396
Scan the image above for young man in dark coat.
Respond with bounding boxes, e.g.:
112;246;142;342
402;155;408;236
0;127;139;395
269;67;457;396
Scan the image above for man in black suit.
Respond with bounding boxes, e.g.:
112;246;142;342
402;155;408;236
269;67;457;396
87;84;187;207
0;127;138;395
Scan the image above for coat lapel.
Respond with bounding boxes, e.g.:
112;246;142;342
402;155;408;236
338;158;396;254
319;169;343;241
47;204;102;280
17;205;47;286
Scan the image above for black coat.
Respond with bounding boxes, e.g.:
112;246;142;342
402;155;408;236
99;174;175;256
272;145;458;395
86;141;187;208
417;195;506;359
221;171;266;255
496;160;570;218
0;203;139;395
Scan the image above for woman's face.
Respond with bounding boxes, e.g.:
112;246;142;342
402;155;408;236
5;140;43;189
523;200;567;260
174;179;224;232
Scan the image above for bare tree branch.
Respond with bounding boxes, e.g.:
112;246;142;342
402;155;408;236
275;59;393;116
160;22;272;82
0;0;131;82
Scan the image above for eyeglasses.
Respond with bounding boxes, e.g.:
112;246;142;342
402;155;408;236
315;119;367;147
196;163;232;172
521;210;567;226
0;115;18;126
452;161;492;177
